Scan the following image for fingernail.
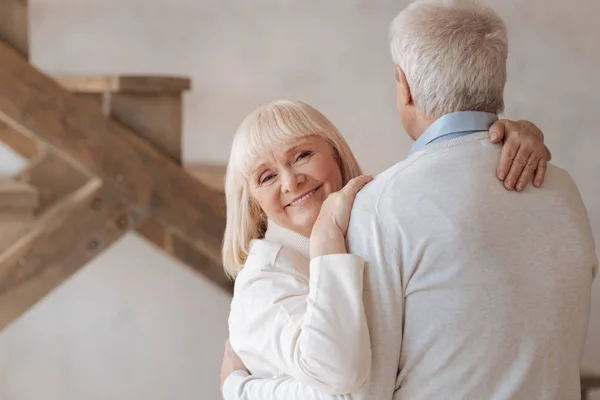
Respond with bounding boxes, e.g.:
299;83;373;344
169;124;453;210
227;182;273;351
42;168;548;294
491;133;498;141
534;179;541;187
498;172;506;180
505;181;514;189
516;183;523;191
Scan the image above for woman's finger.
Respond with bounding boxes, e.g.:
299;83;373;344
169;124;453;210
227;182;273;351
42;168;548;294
503;145;530;190
514;152;541;191
534;157;548;187
488;119;507;143
497;139;519;181
341;175;373;199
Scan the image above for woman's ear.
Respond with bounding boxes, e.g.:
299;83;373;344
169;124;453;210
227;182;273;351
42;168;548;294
395;65;413;106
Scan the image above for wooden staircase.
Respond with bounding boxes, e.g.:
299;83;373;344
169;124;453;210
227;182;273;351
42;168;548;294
0;179;37;252
0;0;230;333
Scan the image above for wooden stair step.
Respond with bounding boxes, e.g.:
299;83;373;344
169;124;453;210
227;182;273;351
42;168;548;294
54;75;191;94
0;119;41;159
581;372;600;398
54;74;192;165
0;208;34;252
0;179;38;209
0;179;38;252
0;41;228;311
0;0;29;58
185;164;226;193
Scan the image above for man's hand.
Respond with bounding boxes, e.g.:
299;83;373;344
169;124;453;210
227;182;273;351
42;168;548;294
489;119;551;191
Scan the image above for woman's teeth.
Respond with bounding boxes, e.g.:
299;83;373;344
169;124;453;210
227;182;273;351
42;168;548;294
289;188;318;206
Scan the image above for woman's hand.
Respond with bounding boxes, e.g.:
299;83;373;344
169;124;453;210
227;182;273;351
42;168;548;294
310;175;373;258
220;339;248;393
489;119;551;191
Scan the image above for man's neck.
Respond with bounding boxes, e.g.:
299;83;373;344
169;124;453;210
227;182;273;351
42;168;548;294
406;111;499;156
408;114;437;141
409;109;498;141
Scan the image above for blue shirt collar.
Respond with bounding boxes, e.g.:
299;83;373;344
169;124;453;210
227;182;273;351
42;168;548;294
408;111;498;156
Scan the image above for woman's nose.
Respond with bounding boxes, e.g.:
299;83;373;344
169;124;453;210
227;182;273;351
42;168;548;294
281;171;306;193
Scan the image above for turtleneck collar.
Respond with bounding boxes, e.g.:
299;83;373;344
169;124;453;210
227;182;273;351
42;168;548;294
264;219;310;259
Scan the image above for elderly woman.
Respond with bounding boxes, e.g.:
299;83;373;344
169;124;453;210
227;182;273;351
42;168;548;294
219;99;551;400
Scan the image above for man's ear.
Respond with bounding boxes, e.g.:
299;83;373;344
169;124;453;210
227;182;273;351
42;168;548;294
395;65;413;106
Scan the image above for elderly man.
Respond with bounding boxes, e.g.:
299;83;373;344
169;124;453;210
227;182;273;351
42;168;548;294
221;0;598;399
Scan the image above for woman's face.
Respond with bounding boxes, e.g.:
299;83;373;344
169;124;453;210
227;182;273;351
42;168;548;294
248;135;344;237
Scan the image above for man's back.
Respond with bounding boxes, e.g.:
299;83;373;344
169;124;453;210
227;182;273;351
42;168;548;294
347;132;597;400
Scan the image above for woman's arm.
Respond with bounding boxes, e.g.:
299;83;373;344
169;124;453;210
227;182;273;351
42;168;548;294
221;341;363;400
223;371;361;400
229;176;373;395
231;251;370;394
489;119;550;191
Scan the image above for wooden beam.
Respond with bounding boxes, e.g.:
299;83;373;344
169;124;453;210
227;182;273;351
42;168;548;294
171;232;232;293
57;74;189;164
109;93;183;163
137;218;171;252
0;0;28;58
0;208;34;252
0;179;38;209
14;149;90;216
186;164;226;193
0;179;37;252
0;180;145;331
66;92;183;164
138;218;232;293
0;41;225;264
54;75;191;94
0;119;40;159
581;373;600;391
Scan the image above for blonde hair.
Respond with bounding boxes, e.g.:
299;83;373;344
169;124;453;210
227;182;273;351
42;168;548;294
222;100;362;279
389;0;508;118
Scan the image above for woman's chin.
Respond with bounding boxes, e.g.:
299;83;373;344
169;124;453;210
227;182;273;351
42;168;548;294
287;209;320;236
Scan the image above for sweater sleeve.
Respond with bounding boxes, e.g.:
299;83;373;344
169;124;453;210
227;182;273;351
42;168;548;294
223;371;363;400
231;252;371;395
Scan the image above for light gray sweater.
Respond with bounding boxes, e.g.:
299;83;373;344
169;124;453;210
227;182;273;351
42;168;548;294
350;132;597;400
225;132;597;400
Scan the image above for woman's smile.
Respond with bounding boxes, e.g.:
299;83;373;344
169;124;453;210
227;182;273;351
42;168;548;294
286;186;322;207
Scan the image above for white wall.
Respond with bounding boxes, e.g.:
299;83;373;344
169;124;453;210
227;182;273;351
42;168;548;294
0;0;598;398
0;210;231;400
0;142;27;178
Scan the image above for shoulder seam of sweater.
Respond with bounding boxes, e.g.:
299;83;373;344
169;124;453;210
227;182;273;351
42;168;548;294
374;131;489;220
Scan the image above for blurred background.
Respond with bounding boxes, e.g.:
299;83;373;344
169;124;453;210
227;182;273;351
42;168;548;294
0;0;598;399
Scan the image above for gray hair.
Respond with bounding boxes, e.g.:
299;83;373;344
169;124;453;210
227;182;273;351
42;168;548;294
389;0;508;118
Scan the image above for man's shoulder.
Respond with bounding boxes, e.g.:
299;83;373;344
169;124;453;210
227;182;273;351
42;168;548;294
352;154;432;215
544;163;577;187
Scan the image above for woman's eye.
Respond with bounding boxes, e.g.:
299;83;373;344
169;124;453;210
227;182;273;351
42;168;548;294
260;174;275;184
295;151;312;162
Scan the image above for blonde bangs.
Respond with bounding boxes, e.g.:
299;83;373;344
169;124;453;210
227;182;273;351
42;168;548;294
232;100;334;180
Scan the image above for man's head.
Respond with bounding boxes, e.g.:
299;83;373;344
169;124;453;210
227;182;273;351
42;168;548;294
389;0;508;140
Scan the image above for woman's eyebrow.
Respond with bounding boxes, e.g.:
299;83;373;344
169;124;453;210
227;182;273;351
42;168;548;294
285;142;312;155
251;163;268;177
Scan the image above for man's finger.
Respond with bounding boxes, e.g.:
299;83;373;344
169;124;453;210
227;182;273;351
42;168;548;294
497;141;519;181
514;153;540;191
534;157;548;187
504;146;530;190
489;119;507;143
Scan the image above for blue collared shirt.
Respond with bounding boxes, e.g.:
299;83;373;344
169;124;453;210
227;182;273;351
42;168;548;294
407;111;498;156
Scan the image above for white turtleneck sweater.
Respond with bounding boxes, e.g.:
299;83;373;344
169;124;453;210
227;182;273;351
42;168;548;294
224;221;371;400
